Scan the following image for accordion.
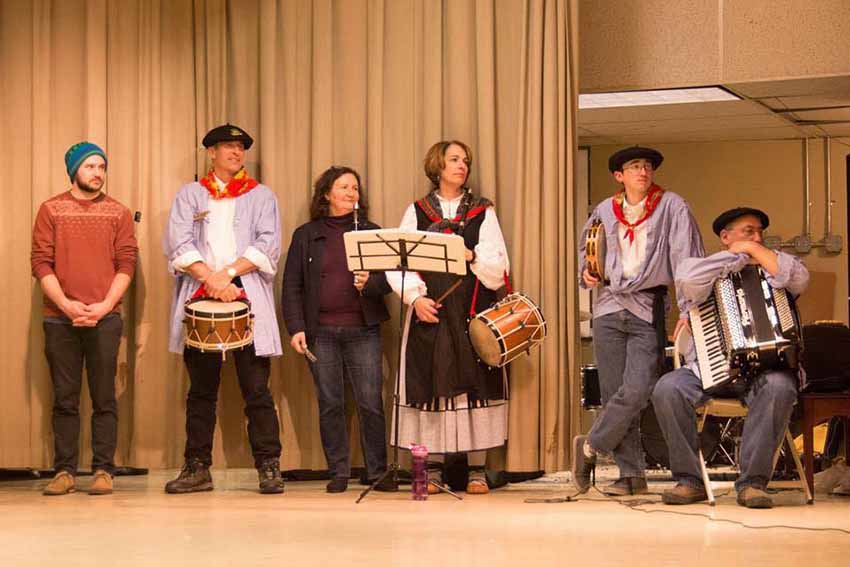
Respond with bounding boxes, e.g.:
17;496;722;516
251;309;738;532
689;265;802;393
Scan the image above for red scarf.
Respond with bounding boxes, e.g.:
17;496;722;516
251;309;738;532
200;168;259;200
611;184;665;244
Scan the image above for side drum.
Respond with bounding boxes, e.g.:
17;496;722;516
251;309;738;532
468;292;547;368
184;298;254;353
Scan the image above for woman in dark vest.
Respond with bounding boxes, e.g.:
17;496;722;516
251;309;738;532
387;141;510;494
282;166;394;494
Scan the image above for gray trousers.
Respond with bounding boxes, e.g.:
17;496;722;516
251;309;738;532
652;367;797;491
588;310;659;479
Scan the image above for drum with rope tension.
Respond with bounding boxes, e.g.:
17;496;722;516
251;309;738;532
184;298;254;355
468;292;547;368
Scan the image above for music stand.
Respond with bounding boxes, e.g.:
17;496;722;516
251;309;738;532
343;229;467;502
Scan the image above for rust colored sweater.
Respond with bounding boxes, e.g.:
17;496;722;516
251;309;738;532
31;191;138;318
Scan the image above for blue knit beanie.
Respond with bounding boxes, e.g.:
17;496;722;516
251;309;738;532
65;141;107;181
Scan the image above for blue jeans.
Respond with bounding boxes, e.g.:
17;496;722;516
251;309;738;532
589;310;659;478
308;325;388;480
652;367;797;491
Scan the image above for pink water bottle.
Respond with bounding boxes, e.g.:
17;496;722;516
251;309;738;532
411;444;429;500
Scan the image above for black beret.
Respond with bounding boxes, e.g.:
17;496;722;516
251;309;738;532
608;146;664;173
202;123;254;150
712;207;770;236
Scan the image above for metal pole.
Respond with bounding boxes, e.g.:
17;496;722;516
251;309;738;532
826;137;833;236
804;138;811;236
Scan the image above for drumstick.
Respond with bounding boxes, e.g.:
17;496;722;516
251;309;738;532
435;278;464;304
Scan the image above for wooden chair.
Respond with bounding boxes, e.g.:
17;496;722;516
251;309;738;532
798;393;850;499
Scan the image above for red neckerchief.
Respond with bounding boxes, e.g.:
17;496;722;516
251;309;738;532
415;198;488;234
200;168;259;200
611;184;665;244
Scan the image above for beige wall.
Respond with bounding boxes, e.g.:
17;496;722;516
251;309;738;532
580;0;850;92
588;139;850;324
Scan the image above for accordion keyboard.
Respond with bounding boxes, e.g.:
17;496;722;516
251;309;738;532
689;293;731;389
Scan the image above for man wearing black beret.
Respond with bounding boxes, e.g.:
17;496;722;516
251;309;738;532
163;123;286;495
652;207;808;508
573;146;704;496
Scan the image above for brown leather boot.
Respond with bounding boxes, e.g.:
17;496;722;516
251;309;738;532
165;459;213;494
662;482;708;505
603;477;648;496
89;470;113;496
43;471;76;496
736;486;773;509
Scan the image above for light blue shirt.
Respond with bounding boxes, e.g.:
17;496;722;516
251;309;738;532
579;191;705;324
162;182;283;357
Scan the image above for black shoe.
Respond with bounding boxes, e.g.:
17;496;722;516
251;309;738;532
165;459;213;494
602;477;648;496
257;460;285;494
370;472;399;492
737;486;773;509
326;477;349;493
571;435;596;494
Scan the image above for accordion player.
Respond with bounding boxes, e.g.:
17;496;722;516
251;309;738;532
689;264;803;394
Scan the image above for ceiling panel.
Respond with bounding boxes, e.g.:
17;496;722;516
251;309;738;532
583;114;789;136
763;95;850;111
579;125;806;146
785;107;850;122
579;76;850;144
728;76;850;99
578;100;767;125
822;124;850;137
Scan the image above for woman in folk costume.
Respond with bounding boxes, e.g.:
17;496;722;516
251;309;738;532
572;146;704;497
387;140;510;495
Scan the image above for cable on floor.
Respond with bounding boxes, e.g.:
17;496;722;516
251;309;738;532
526;482;850;536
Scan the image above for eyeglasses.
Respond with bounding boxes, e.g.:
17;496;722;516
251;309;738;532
622;162;654;173
733;227;765;237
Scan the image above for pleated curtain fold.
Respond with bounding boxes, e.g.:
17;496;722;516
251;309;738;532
0;0;579;474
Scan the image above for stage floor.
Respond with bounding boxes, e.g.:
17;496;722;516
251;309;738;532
1;468;849;566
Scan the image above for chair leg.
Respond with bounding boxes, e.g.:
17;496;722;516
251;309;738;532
802;404;815;500
785;428;814;505
843;417;850;463
696;413;716;505
698;447;715;506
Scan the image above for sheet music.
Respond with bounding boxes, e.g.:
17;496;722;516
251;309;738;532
343;229;467;276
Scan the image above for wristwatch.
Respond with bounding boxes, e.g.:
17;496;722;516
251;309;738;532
226;267;237;278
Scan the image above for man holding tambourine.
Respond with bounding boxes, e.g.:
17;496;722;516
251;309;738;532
573;146;703;496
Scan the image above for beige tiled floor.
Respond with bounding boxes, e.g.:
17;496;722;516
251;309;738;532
1;468;849;566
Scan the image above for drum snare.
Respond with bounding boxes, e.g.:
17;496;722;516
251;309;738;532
468;292;547;368
184;298;254;357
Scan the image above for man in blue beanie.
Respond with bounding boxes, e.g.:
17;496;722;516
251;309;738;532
65;141;108;183
32;141;137;496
